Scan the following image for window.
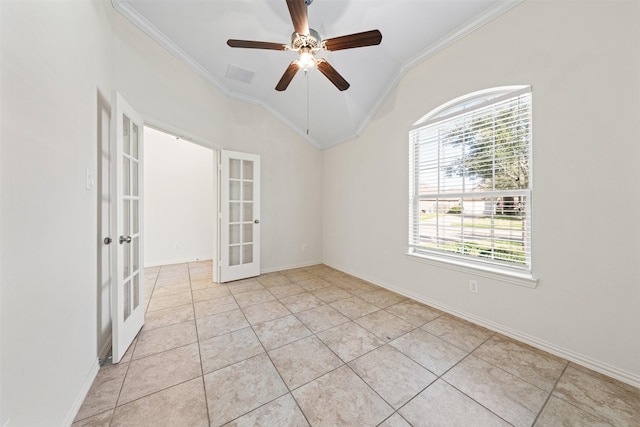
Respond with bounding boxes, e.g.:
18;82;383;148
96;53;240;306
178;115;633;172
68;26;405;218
409;86;532;273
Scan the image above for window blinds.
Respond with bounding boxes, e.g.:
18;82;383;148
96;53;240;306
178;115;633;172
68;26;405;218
409;89;532;271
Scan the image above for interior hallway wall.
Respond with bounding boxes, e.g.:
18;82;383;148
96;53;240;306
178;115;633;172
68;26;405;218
144;127;215;267
323;0;640;386
1;2;112;425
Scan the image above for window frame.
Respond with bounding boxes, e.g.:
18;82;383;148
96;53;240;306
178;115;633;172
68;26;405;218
407;86;537;287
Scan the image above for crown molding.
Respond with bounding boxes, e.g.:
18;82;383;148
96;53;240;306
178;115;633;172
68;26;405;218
111;0;230;97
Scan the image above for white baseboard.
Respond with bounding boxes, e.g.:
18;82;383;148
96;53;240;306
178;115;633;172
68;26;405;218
261;259;324;275
62;359;100;427
144;254;213;268
146;259;323;277
325;262;640;390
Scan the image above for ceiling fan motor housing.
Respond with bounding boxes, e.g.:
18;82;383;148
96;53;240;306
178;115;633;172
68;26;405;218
291;28;321;53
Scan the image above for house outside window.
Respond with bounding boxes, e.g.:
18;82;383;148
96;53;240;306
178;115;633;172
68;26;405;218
409;86;532;274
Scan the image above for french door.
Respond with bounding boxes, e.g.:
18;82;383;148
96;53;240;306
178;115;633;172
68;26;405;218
110;91;144;363
219;150;261;282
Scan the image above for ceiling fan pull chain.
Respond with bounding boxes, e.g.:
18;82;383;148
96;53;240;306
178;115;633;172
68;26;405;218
306;69;310;135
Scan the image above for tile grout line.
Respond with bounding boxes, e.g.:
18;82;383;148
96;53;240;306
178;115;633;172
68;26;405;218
227;273;311;426
342;314;444;424
353;313;507;425
427;332;516;425
261;269;352;425
530;361;570;427
273;272;406;424
219;269;385;424
433;338;541;427
542;366;620;426
187;261;212;426
107;264;204;424
103;265;161;427
296;269;426;425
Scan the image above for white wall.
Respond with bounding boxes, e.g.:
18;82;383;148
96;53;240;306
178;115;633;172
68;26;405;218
144;127;215;267
1;2;111;425
0;2;323;425
323;0;640;387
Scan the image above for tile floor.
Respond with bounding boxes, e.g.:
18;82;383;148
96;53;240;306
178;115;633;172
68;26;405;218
74;261;640;427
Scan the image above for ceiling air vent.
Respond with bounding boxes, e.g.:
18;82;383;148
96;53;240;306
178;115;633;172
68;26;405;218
225;64;255;84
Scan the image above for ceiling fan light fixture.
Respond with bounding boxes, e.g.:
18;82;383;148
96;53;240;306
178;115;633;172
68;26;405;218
297;49;316;69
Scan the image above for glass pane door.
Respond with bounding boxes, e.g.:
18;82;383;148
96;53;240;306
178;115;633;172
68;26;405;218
219;151;260;282
111;91;144;363
121;119;142;321
228;158;255;266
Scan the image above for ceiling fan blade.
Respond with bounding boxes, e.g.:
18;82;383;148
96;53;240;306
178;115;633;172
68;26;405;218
286;0;309;35
316;59;350;91
276;62;300;91
227;39;287;50
324;29;382;52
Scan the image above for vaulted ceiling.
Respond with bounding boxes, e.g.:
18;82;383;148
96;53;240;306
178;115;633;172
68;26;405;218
112;0;521;149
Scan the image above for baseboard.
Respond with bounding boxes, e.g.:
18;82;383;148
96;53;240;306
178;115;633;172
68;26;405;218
145;254;213;268
146;259;323;275
261;259;324;275
325;262;640;390
62;359;100;427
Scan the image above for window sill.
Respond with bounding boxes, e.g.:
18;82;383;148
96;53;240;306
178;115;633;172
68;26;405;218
405;251;538;288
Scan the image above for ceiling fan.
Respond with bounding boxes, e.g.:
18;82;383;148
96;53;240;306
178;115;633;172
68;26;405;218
227;0;382;91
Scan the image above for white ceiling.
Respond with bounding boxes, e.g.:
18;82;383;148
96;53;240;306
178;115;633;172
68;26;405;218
113;0;521;149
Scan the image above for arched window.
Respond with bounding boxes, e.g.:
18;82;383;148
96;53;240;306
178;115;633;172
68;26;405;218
409;86;532;273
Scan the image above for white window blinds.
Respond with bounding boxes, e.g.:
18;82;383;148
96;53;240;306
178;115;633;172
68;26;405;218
409;88;532;271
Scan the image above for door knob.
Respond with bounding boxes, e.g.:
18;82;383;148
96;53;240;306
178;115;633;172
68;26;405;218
119;235;132;244
104;237;112;245
254;219;260;224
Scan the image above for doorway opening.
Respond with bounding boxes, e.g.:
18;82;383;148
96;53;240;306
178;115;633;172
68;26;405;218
97;119;218;363
143;126;216;268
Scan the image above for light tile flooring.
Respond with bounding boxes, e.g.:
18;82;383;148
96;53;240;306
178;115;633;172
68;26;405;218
74;261;640;426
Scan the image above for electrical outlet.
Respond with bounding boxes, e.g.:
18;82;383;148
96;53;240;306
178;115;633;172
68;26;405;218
301;244;307;252
469;279;479;294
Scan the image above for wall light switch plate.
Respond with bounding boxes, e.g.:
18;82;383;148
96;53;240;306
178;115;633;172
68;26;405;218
86;169;95;190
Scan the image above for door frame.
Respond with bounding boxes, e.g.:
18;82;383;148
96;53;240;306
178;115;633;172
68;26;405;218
97;91;112;362
142;121;221;284
98;112;222;361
